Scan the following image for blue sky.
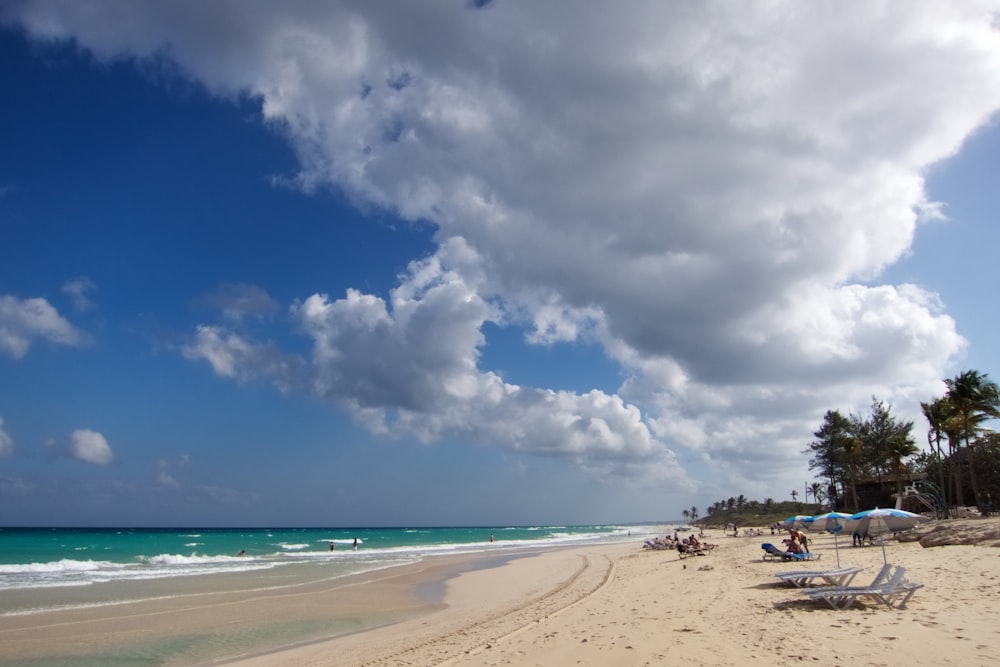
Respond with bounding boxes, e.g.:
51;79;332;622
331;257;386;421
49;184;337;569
2;2;1000;527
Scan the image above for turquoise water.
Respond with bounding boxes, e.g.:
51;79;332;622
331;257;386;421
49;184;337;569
0;524;667;666
0;525;658;597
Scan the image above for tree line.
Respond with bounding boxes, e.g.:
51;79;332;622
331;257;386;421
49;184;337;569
805;369;1000;515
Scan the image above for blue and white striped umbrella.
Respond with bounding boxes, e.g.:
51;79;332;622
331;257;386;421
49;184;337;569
805;511;852;566
805;511;852;533
842;507;929;564
782;515;812;530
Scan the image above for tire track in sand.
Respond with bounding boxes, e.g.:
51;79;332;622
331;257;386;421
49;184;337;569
350;552;615;667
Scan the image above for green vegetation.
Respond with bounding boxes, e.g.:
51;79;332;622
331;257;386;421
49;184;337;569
695;369;1000;525
696;498;822;529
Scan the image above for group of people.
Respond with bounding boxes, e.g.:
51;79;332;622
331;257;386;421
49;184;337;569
726;523;766;537
643;531;718;556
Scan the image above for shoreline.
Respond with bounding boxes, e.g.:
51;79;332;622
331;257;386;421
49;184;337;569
223;523;1000;667
0;546;567;666
3;523;999;666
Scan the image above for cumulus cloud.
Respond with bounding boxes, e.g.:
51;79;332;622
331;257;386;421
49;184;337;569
0;294;89;358
69;429;114;465
8;2;999;488
182;325;305;393
289;237;682;481
0;417;13;457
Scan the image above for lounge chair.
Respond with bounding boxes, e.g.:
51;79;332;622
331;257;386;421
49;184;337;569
774;565;864;588
805;565;923;610
761;543;821;562
677;543;705;558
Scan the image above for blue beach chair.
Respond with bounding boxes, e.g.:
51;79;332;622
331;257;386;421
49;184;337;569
762;543;820;562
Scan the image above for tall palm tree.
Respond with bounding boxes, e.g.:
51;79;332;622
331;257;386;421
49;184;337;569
945;370;1000;509
921;397;956;515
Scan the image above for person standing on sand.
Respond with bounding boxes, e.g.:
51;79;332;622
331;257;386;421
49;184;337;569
353;538;358;550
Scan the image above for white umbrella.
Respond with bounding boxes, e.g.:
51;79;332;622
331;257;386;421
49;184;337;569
842;507;929;564
805;511;852;566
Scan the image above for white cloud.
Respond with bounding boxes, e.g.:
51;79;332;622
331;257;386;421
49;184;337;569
9;2;1000;489
62;276;96;312
0;417;13;457
0;295;89;358
70;429;114;465
290;238;681;482
182;325;305;393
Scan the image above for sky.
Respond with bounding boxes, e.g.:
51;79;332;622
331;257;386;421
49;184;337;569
2;1;1000;527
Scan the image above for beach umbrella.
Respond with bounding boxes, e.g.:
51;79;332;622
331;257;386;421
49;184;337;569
805;511;852;566
842;507;929;564
806;511;852;532
782;515;811;530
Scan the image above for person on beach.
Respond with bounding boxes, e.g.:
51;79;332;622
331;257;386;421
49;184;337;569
237;550;245;557
490;534;494;543
353;538;358;551
329;542;335;551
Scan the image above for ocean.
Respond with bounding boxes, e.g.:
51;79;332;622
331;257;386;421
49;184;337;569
0;524;664;616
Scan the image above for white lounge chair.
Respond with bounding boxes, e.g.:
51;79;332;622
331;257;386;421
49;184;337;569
774;565;865;588
805;565;923;610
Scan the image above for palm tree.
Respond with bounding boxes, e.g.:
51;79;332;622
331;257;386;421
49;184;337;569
681;509;690;522
945;370;1000;509
921;397;956;515
690;506;699;522
883;433;919;509
809;482;825;508
790;489;799;505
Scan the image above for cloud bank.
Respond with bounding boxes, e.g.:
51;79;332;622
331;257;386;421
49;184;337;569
6;1;1000;495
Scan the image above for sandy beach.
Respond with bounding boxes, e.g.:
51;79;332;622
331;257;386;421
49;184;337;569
3;523;999;666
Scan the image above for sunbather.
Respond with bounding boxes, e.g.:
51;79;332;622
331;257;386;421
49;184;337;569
677;541;705;556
